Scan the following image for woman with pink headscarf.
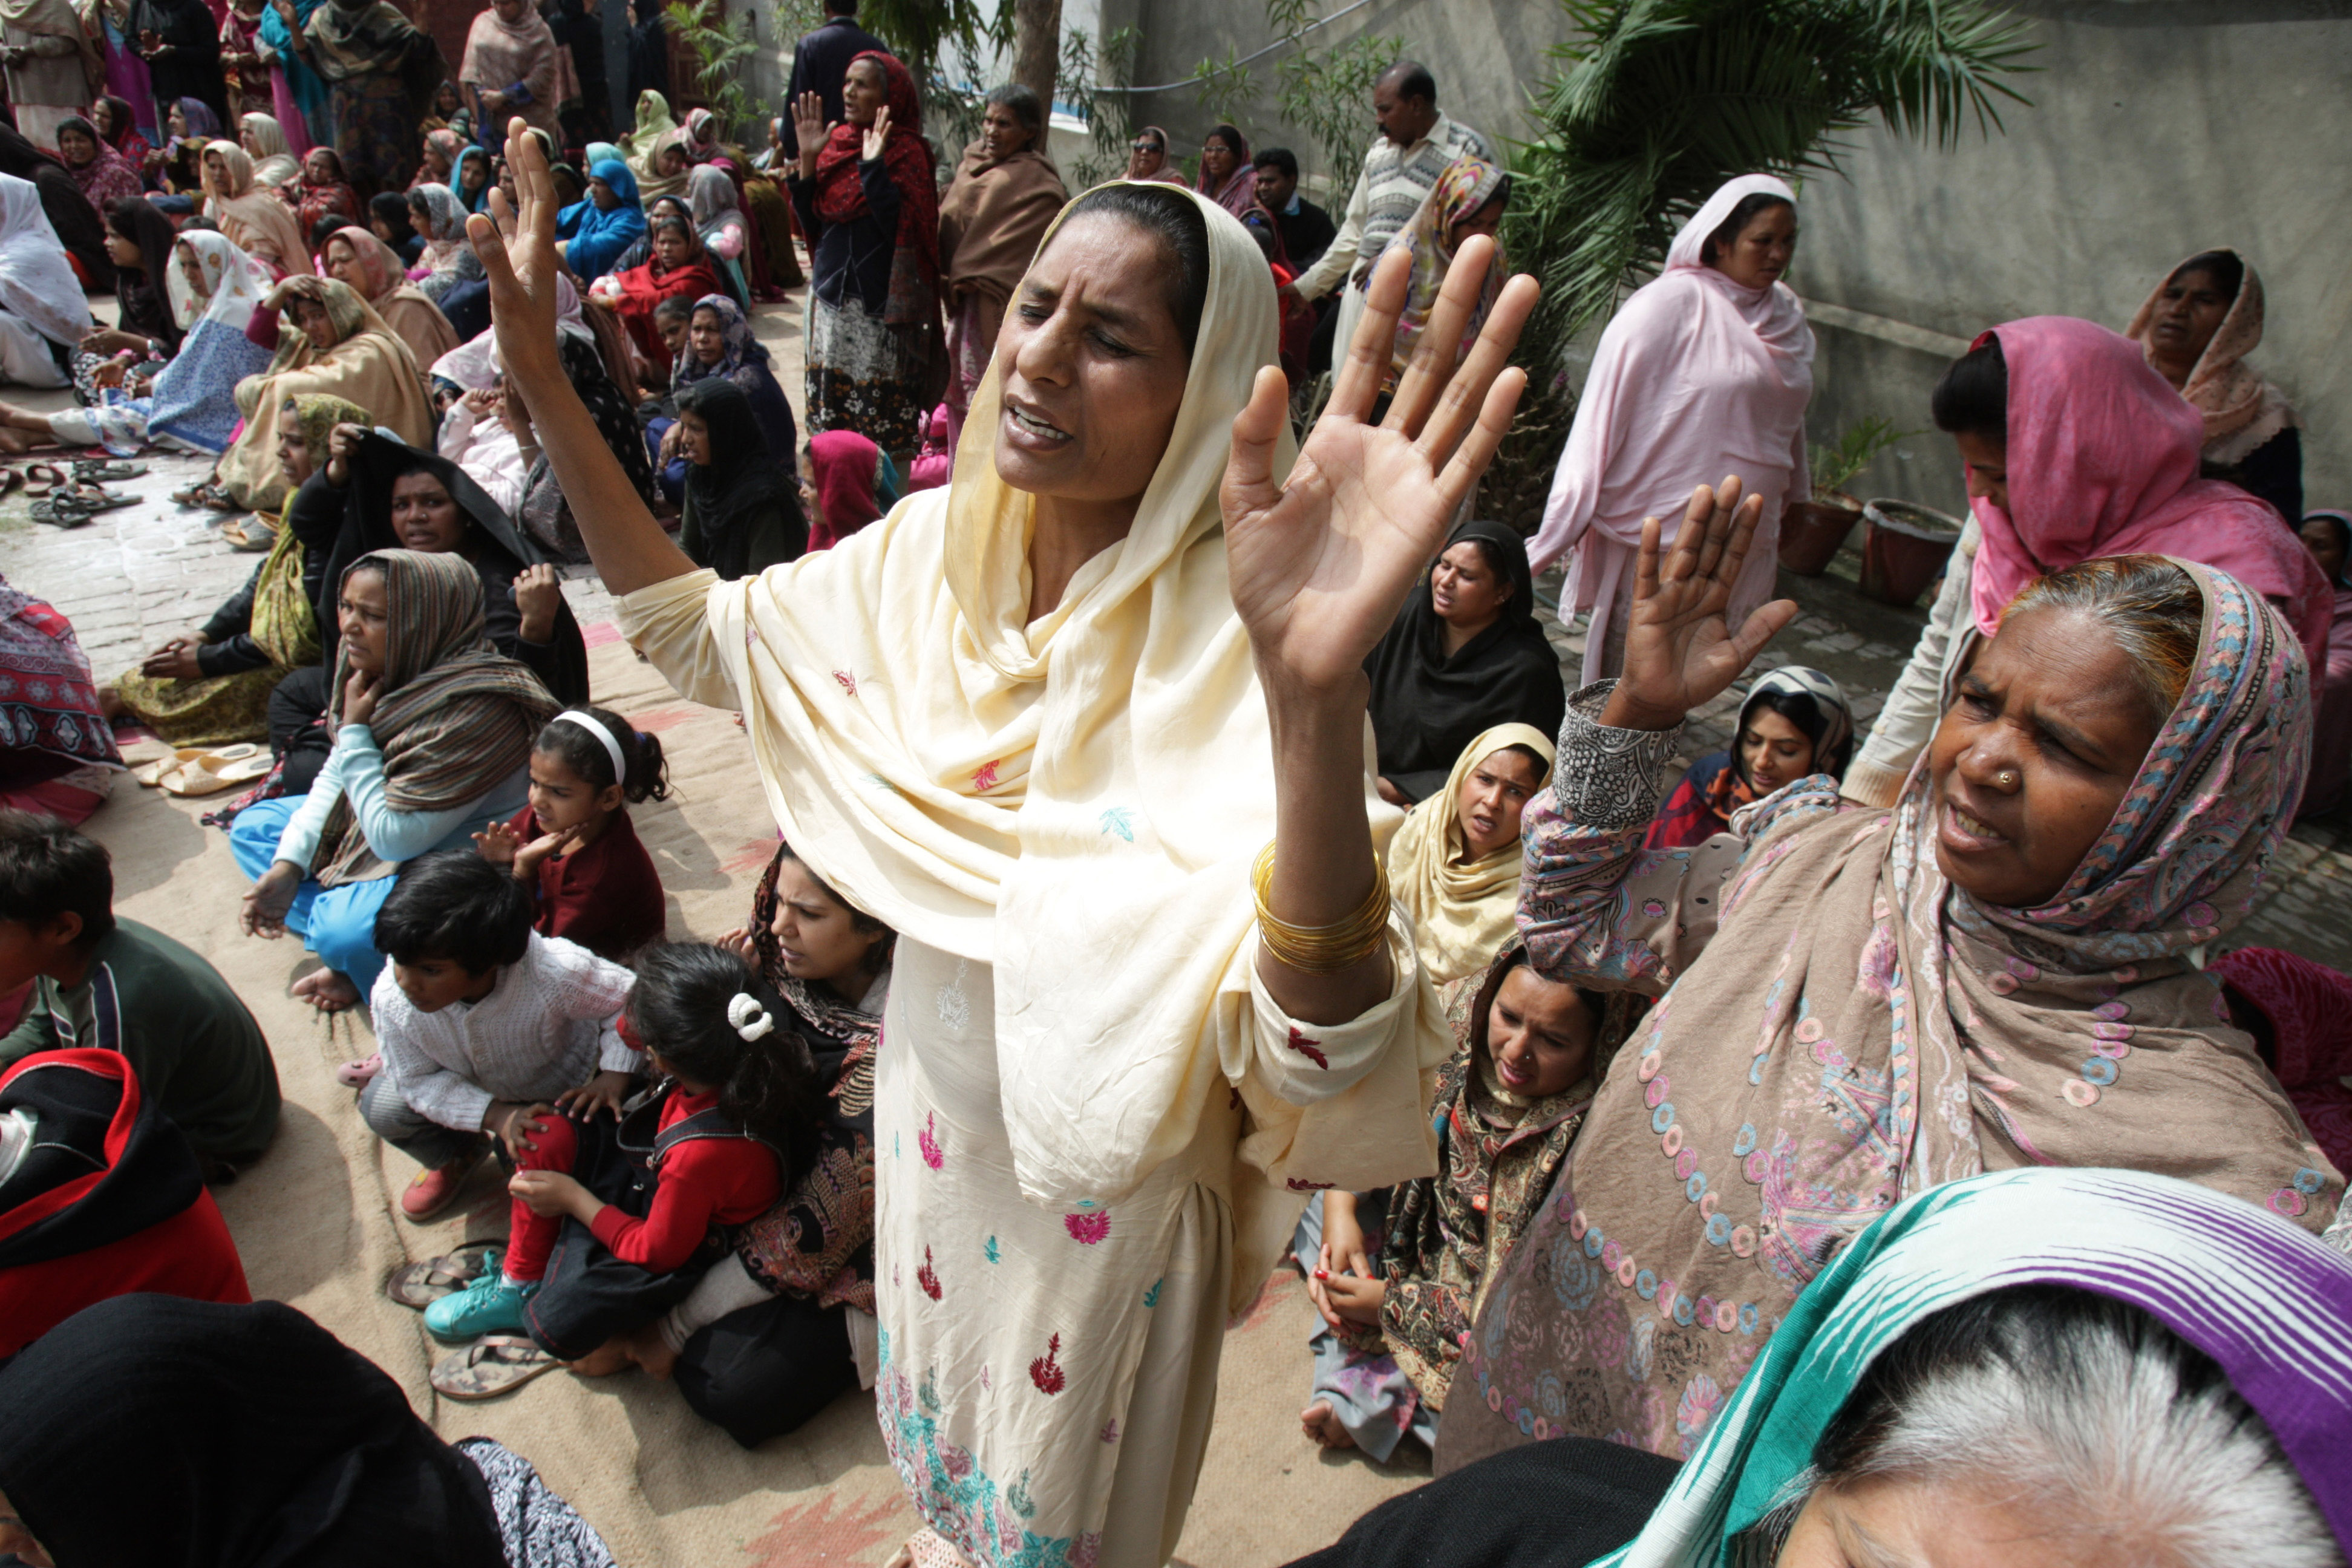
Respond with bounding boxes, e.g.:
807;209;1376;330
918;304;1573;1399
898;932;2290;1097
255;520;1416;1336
1841;316;2330;808
1530;174;1813;686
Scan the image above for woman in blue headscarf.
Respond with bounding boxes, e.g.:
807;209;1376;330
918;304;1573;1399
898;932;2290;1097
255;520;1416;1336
557;157;644;286
448;142;493;214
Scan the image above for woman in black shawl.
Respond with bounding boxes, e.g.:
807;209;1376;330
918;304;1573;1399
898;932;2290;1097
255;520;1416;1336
506;324;658;564
294;427;589;698
675;375;805;578
1364;519;1566;805
99;196;183;353
267;426;590;794
0;1295;616;1567
129;0;229;131
0;124;113;290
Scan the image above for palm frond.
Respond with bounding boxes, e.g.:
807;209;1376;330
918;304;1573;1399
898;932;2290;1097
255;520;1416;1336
1504;0;2037;373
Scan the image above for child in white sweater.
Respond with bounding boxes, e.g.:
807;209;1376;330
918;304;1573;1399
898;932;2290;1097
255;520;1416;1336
360;851;641;1221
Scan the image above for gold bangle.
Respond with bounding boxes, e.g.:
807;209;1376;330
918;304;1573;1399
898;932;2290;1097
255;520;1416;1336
1252;841;1391;975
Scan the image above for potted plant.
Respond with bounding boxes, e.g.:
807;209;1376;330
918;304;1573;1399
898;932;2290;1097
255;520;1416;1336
1780;417;1915;575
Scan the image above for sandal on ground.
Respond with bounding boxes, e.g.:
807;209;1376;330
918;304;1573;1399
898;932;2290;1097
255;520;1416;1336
134;746;211;787
25;462;65;494
170;476;234;509
70;459;144;481
430;1336;563;1401
156;745;267;796
384;1240;497;1308
0;467;21;497
221;513;279;552
29;494;91;527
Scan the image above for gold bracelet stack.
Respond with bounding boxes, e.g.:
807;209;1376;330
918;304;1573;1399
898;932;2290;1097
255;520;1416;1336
1252;841;1391;974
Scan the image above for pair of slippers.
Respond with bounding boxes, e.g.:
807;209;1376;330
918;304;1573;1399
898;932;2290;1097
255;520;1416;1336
385;1245;566;1402
132;742;271;796
21;461;143;528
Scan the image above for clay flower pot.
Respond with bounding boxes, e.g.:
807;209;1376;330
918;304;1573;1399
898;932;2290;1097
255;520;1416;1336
1777;491;1863;576
1858;499;1966;608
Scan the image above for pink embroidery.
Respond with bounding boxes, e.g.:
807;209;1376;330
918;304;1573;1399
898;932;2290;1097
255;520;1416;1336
979;1364;991;1390
1099;1419;1120;1444
1029;1333;1067;1394
1065;1210;1110;1245
1287;1177;1335;1191
918;1112;943;1170
972;759;1001;792
1286;1028;1330;1070
916;1246;941;1300
832;670;858;696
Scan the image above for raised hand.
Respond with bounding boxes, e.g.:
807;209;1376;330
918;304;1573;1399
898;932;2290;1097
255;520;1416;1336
861;105;891;163
1602;478;1798;731
790;91;826;177
471;118;566;391
1221;237;1538;698
473;818;523;866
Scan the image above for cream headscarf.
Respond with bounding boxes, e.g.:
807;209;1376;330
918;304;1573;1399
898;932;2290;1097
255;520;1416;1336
1388;722;1556;988
621;181;1451;1249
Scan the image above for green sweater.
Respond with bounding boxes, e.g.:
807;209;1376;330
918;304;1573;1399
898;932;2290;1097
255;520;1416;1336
0;919;280;1165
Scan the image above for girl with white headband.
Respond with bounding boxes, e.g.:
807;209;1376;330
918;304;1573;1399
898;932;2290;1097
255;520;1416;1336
475;705;671;962
417;940;823;1398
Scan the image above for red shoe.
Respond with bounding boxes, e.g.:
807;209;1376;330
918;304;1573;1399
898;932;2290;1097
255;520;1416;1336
400;1150;482;1221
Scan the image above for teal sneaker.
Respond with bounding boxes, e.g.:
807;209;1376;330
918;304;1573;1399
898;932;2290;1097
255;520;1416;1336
422;1259;536;1343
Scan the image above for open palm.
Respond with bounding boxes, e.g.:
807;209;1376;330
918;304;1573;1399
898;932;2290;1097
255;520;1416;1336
1611;478;1799;728
1222;238;1539;696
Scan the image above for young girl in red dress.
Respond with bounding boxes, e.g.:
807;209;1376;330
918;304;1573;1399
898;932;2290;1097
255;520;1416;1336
475;706;670;961
419;941;823;1393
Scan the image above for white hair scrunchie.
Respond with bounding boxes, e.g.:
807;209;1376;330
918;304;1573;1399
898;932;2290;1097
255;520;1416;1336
727;993;775;1042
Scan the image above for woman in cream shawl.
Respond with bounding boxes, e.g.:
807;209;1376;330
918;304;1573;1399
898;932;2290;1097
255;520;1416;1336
238;109;301;186
212;274;433;508
201;141;309;272
480;119;1537;1567
1388;722;1555;988
1530;174;1813;685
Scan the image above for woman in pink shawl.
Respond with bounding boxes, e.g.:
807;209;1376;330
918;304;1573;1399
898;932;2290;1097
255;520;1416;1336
2294;508;2352;817
1530;174;1812;685
1841;318;2331;808
1193;123;1256;220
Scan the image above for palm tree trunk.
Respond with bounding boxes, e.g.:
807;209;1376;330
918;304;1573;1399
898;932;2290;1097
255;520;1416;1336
1011;0;1060;109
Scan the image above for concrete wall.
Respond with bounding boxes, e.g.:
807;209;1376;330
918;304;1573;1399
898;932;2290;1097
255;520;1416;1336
1116;0;2352;516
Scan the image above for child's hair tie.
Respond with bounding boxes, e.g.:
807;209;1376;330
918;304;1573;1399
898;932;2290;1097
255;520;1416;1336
553;709;627;783
727;993;775;1041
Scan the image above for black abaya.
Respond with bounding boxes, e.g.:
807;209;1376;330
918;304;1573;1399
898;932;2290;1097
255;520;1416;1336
1363;519;1568;802
0;1295;509;1568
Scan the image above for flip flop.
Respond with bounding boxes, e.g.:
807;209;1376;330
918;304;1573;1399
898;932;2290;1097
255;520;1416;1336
69;460;144;481
385;1241;497;1308
0;467;21;497
221;514;279;552
28;495;91;527
60;481;135;513
24;462;65;495
430;1336;564;1400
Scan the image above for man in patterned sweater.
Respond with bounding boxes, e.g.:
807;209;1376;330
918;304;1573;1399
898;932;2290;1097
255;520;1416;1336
1282;59;1494;365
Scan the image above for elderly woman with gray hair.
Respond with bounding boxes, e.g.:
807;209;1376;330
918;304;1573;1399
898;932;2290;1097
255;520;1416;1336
1287;1167;2352;1568
935;82;1067;444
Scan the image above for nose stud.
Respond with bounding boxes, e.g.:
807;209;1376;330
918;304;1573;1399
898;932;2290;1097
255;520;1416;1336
1996;768;2020;789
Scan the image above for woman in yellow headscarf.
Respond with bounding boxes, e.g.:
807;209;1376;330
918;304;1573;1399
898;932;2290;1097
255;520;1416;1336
479;121;1537;1567
1387;722;1556;988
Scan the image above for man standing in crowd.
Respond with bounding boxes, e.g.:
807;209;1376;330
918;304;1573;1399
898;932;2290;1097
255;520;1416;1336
1282;60;1492;370
780;0;884;158
1253;146;1336;272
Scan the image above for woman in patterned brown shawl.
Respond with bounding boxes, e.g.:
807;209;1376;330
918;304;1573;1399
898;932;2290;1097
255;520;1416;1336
1298;942;1632;1457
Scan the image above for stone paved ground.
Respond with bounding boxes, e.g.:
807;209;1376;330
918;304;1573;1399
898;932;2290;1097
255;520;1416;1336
6;290;2348;968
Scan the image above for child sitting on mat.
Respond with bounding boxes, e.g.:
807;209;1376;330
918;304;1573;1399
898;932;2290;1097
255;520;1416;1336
361;851;640;1222
418;942;815;1399
474;707;670;962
